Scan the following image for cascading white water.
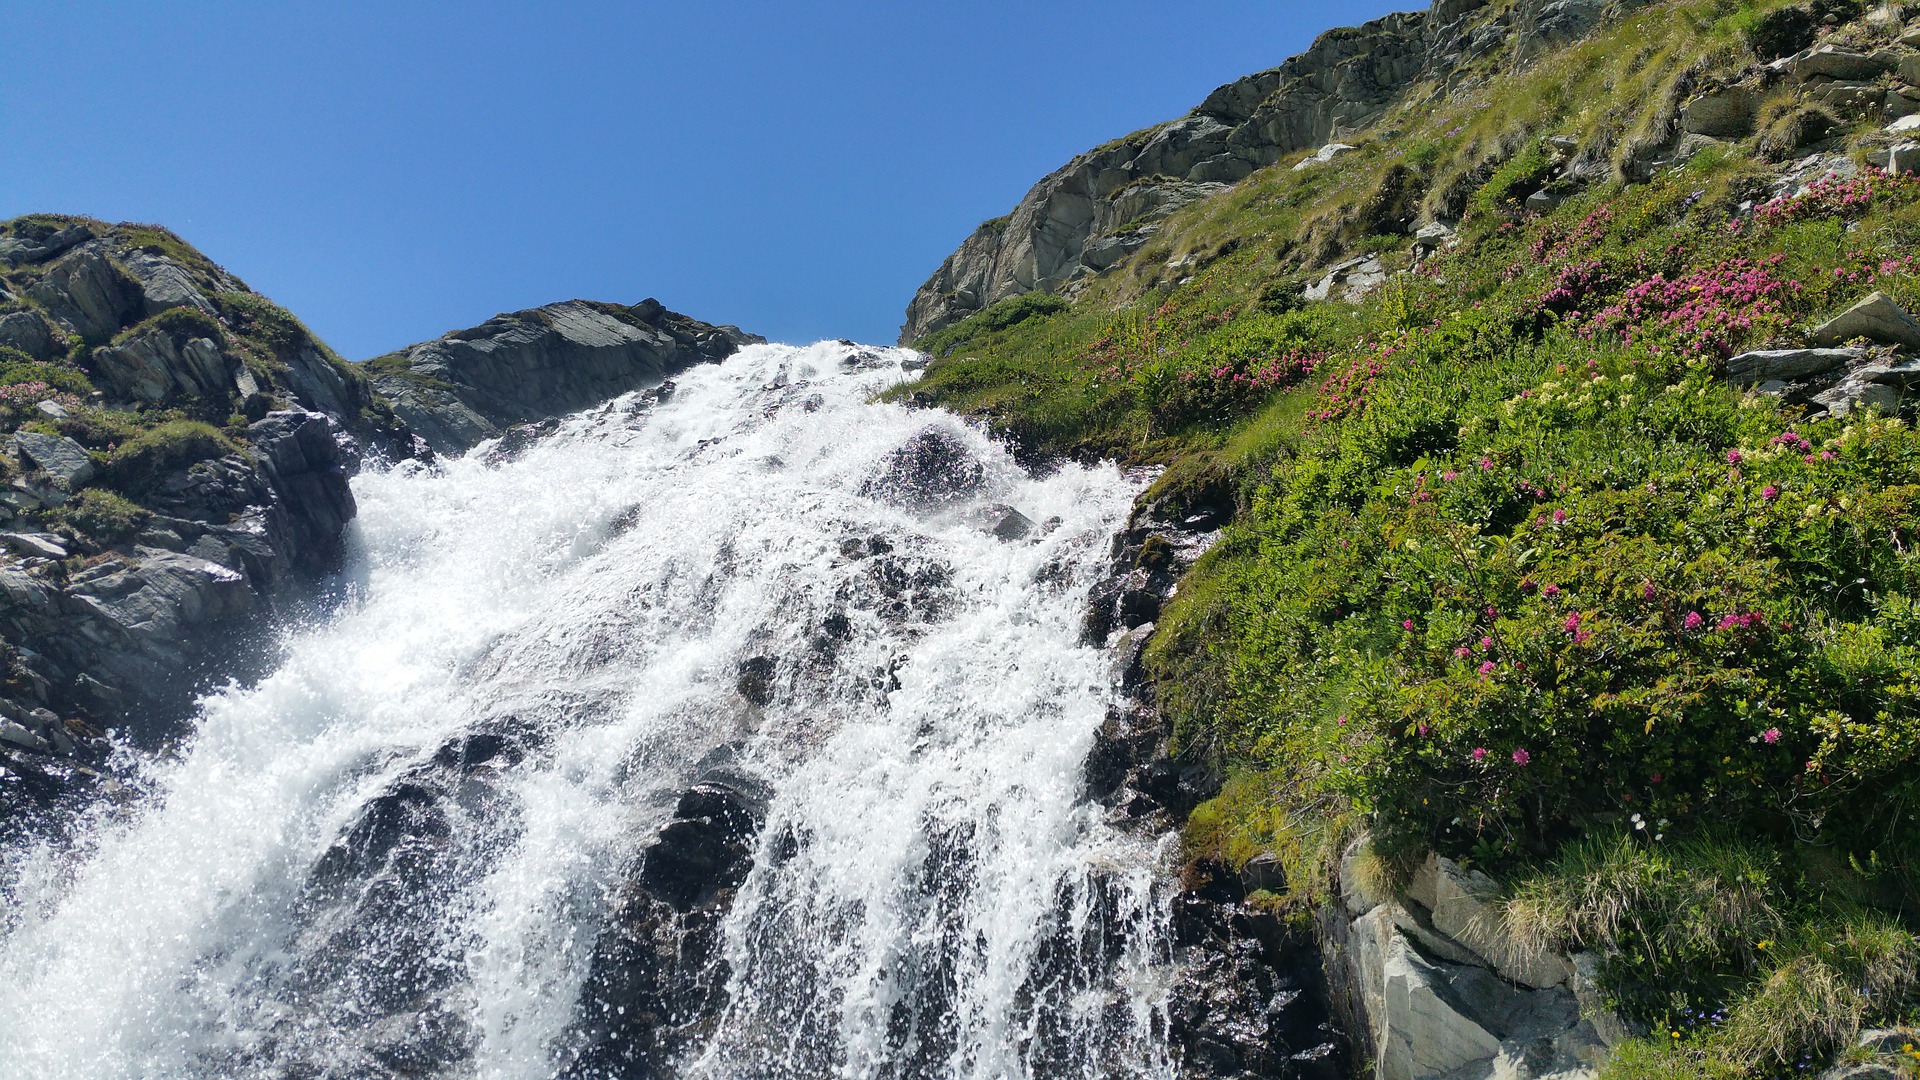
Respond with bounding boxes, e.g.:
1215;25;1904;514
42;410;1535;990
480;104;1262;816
0;341;1178;1079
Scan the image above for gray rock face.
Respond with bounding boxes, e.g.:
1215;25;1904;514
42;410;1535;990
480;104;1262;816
371;298;761;455
1811;291;1920;350
26;246;141;342
901;0;1644;342
1341;838;1618;1080
92;329;234;404
1786;45;1893;80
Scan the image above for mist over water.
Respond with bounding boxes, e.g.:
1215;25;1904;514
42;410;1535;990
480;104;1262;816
0;341;1179;1078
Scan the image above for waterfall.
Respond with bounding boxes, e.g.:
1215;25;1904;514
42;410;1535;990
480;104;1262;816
0;341;1180;1079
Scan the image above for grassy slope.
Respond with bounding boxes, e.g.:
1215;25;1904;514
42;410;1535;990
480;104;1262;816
896;1;1920;1074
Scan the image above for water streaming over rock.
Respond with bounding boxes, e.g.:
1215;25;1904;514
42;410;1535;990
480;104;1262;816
0;342;1187;1079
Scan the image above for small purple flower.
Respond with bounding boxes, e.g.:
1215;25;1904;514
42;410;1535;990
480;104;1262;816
1478;660;1496;677
1684;611;1704;630
1442;470;1458;482
1762;485;1779;501
1404;619;1415;631
1454;646;1472;658
1478;636;1494;650
1512;748;1531;765
1542;584;1561;598
1552;508;1568;524
1727;449;1743;464
1762;727;1781;744
1471;747;1488;762
1643;583;1656;600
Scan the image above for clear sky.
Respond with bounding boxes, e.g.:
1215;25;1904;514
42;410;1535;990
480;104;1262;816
4;1;1413;355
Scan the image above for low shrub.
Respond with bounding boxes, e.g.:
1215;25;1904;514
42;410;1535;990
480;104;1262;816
56;488;150;543
97;419;238;494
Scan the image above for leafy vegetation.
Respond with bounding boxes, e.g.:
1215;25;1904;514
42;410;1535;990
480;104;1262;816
896;0;1920;1072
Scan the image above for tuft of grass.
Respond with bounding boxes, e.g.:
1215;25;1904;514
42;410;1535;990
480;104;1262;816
55;488;149;544
96;419;238;495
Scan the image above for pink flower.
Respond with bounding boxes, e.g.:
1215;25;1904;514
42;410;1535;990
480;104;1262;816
1478;660;1497;677
1542;584;1561;597
1762;727;1781;744
1762;485;1779;501
1478;636;1494;650
1338;715;1348;726
1512;748;1531;765
1643;583;1656;600
1471;747;1488;762
1718;614;1742;631
1574;629;1592;645
1454;646;1473;658
1417;723;1430;737
1478;457;1493;470
1442;470;1458;482
1727;449;1743;464
1683;611;1704;630
1552;508;1568;524
1404;619;1416;631
1564;612;1582;633
1486;606;1499;619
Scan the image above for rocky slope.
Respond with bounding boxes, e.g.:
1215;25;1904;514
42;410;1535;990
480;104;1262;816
368;299;761;455
901;0;1651;342
0;216;755;820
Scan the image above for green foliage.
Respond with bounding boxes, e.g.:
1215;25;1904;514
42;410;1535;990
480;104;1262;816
96;419;237;495
55;488;149;544
111;305;225;347
916;291;1070;358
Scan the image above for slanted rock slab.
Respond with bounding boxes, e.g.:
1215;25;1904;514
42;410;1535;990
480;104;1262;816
1725;347;1861;385
1810;290;1920;350
11;431;97;489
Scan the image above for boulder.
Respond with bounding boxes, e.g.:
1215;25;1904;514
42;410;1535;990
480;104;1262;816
1682;88;1760;137
1788;46;1892;81
1725;347;1862;385
1811;82;1884;114
1810;291;1920;350
1411;222;1456;251
117;250;216;317
0;532;68;559
989;506;1035;541
0;309;60;360
10;430;96;488
1889;114;1920;134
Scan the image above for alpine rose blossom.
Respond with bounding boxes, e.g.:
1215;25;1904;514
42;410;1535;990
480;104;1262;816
1762;727;1781;744
1512;748;1531;765
1471;747;1488;762
1684;611;1704;630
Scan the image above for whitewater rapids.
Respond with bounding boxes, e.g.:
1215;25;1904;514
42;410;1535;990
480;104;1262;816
0;341;1178;1078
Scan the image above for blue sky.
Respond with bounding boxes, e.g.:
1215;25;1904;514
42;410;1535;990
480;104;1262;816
4;2;1412;354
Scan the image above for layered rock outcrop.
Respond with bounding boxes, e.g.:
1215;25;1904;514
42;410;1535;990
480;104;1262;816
1337;845;1624;1080
370;299;761;455
901;0;1647;342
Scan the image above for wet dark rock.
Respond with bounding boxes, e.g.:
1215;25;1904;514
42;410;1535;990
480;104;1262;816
735;655;777;707
988;505;1036;541
863;428;988;509
564;772;770;1077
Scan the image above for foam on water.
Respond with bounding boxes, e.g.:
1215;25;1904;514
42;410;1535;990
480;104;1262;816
0;341;1173;1078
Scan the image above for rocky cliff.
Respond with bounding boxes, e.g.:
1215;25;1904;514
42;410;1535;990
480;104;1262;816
0;216;756;820
368;299;762;455
900;0;1648;342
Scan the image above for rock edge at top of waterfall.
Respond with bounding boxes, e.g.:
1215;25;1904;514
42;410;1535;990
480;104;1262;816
364;297;763;457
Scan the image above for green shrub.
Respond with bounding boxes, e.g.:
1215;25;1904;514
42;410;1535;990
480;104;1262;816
57;488;150;543
916;291;1070;356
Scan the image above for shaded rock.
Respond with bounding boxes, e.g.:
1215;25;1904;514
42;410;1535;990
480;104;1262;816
988;505;1036;541
1810;291;1920;349
117;249;216;318
11;431;96;488
0;309;60;360
247;410;358;563
1726;347;1862;385
1683;87;1761;137
26;246;141;341
734;655;776;707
